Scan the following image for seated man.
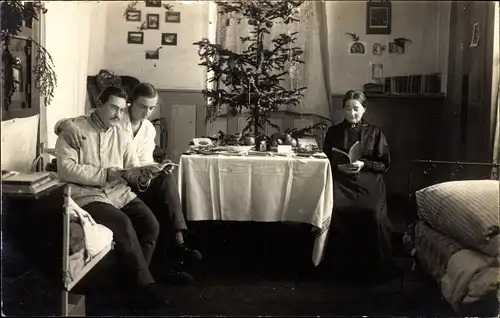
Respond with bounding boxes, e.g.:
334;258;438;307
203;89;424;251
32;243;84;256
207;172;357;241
54;83;201;285
56;86;169;307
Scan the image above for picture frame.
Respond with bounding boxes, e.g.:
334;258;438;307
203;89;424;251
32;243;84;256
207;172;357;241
348;41;367;55
146;13;160;29
370;63;384;81
145;0;161;7
125;9;141;22
388;41;405;54
165;11;181;23
145;50;160;60
161;33;178;46
469;22;479;47
372;42;385;55
366;0;391;35
127;31;144;44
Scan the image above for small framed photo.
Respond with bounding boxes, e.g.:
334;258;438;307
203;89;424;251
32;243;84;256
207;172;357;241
372;42;384;55
145;0;161;7
165;11;181;23
349;41;366;55
366;0;391;35
145;50;160;60
161;33;177;46
126;10;141;22
370;63;384;81
388;41;405;54
470;22;479;47
146;13;160;29
127;31;144;44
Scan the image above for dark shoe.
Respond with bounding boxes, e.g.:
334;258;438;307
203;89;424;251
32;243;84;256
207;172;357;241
134;283;170;308
159;269;195;286
171;244;202;263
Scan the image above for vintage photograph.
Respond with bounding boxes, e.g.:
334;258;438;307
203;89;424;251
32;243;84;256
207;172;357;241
145;0;161;7
165;11;181;23
370;63;384;81
388;41;405;54
366;1;391;35
372;42;384;55
146;13;160;29
349;41;366;55
145;50;160;60
127;31;144;44
161;33;178;46
125;10;141;22
470;22;479;47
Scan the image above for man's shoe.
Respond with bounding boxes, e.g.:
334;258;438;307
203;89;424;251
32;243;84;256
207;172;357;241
135;283;170;308
159;269;195;286
171;244;203;263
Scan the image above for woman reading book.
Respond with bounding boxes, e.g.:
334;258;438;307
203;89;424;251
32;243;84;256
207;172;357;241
322;90;394;279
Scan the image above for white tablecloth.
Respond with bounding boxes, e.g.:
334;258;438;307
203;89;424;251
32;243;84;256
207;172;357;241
178;154;334;266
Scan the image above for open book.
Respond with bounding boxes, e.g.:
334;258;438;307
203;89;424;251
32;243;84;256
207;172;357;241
331;141;362;164
122;162;179;179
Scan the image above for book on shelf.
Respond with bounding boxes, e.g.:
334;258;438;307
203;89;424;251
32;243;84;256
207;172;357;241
330;141;362;165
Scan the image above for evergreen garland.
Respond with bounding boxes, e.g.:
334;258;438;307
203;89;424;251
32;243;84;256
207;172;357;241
194;0;307;135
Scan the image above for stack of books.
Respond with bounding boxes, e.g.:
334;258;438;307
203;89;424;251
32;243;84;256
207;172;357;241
2;170;60;194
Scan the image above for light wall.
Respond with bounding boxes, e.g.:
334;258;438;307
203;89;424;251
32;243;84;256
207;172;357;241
326;0;449;94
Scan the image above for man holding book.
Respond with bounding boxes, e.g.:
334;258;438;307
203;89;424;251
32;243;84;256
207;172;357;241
55;86;169;308
54;83;201;285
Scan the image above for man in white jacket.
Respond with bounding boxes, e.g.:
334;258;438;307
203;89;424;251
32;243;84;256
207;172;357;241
55;83;201;285
55;86;169;307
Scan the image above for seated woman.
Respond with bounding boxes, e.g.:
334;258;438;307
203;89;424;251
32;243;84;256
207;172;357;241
322;90;393;278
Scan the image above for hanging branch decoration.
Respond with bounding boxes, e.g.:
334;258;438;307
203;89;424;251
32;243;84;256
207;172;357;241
162;3;174;11
123;1;139;18
345;32;360;42
1;0;57;107
193;0;307;136
137;21;147;31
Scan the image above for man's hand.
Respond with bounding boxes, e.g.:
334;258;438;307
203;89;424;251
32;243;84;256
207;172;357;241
338;160;364;175
161;159;175;175
107;167;125;181
61;120;87;150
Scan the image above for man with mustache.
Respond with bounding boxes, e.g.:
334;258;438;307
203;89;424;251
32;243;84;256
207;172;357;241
55;86;169;308
54;83;201;285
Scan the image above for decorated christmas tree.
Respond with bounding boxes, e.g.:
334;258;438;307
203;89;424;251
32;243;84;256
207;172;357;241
194;0;307;136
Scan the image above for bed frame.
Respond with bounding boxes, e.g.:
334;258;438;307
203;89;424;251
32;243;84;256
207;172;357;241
3;184;113;316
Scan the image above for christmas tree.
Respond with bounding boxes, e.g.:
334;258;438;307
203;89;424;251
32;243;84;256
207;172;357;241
194;0;307;136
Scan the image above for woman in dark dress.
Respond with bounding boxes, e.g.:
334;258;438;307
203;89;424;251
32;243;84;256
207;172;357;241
323;90;393;276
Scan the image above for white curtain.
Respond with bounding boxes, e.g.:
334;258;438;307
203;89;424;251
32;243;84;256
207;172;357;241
217;1;332;120
44;2;96;147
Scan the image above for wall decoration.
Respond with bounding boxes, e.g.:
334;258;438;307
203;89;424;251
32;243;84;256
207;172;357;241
366;0;391;35
165;11;181;23
145;50;160;60
163;3;174;11
349;41;366;55
372;42;385;55
370;63;384;81
137;22;147;31
161;33;178;46
146;13;160;29
469;22;479;47
123;1;139;18
145;0;161;7
125;10;141;22
388;41;404;54
127;31;144;44
345;32;360;42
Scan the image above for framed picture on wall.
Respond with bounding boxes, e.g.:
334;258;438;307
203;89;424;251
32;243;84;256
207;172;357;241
145;50;160;60
366;0;391;35
146;13;160;29
348;41;366;55
165;11;181;23
145;0;161;7
161;33;178;46
127;31;144;44
125;10;141;22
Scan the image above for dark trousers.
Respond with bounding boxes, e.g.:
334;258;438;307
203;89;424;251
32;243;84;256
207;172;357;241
82;197;159;287
136;173;187;244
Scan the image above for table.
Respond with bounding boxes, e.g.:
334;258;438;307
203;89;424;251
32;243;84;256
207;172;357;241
178;154;334;266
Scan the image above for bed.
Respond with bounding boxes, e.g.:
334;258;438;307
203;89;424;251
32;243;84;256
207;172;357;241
3;183;114;316
404;160;500;316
